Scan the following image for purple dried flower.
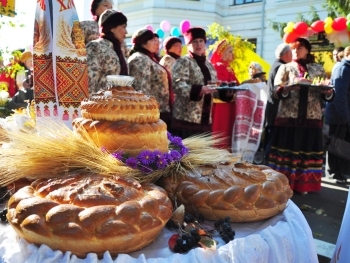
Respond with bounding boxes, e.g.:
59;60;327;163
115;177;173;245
111;151;124;160
125;157;138;169
151;150;163;160
169;150;182;161
180;146;189;155
167;131;173;141
138;150;154;165
141;165;153;173
170;136;183;146
109;132;188;172
156;155;169;169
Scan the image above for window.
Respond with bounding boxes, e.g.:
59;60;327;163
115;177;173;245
233;0;262;5
247;38;257;52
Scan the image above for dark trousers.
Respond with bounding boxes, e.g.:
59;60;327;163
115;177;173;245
328;124;350;177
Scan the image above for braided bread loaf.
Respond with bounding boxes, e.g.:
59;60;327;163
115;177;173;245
6;174;173;258
73;86;169;156
157;162;293;222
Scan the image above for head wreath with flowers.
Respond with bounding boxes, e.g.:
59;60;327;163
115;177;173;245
210;39;233;64
0;82;8;92
12;50;23;62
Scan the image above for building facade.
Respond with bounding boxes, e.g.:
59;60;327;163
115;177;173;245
78;0;329;65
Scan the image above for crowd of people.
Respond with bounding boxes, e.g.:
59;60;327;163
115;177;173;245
0;50;34;112
1;0;349;196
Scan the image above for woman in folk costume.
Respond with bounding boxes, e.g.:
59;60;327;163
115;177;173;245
127;29;173;130
210;39;239;150
210;40;239;84
80;0;113;45
159;36;182;74
86;9;128;94
267;37;334;194
20;51;34;103
171;27;231;139
7;51;34;111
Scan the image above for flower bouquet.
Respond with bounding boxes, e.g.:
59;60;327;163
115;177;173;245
0;84;10;118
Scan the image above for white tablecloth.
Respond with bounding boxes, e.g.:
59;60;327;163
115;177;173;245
0;200;317;263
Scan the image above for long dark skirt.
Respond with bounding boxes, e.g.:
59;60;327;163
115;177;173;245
171;118;211;139
267;126;324;193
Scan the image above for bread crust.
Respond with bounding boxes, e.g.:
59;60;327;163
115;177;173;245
6;174;173;258
157;162;293;222
81;87;160;123
72;118;168;155
74;86;169;156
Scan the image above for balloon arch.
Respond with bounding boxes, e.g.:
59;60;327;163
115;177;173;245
283;15;350;47
144;19;202;55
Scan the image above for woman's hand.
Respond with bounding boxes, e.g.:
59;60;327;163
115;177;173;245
200;86;218;96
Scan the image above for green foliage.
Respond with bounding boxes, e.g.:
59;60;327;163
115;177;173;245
0;6;17;18
206;22;256;81
325;0;350;16
270;21;287;38
269;5;337;37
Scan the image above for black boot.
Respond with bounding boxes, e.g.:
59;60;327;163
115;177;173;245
333;174;348;184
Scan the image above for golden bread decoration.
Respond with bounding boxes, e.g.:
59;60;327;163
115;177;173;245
72;118;168;156
73;86;169;156
6;173;173;258
80;87;160;123
157;162;293;222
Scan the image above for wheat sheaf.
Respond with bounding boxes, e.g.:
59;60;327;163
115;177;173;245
56;15;76;55
0;118;234;186
34;18;51;53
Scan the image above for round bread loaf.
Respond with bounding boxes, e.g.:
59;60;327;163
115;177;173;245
157;162;293;222
6;174;173;258
72;118;168;156
81;87;160;123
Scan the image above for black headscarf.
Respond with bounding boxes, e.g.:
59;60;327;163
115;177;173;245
100;10;128;75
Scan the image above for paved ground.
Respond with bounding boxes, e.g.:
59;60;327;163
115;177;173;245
291;172;349;263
